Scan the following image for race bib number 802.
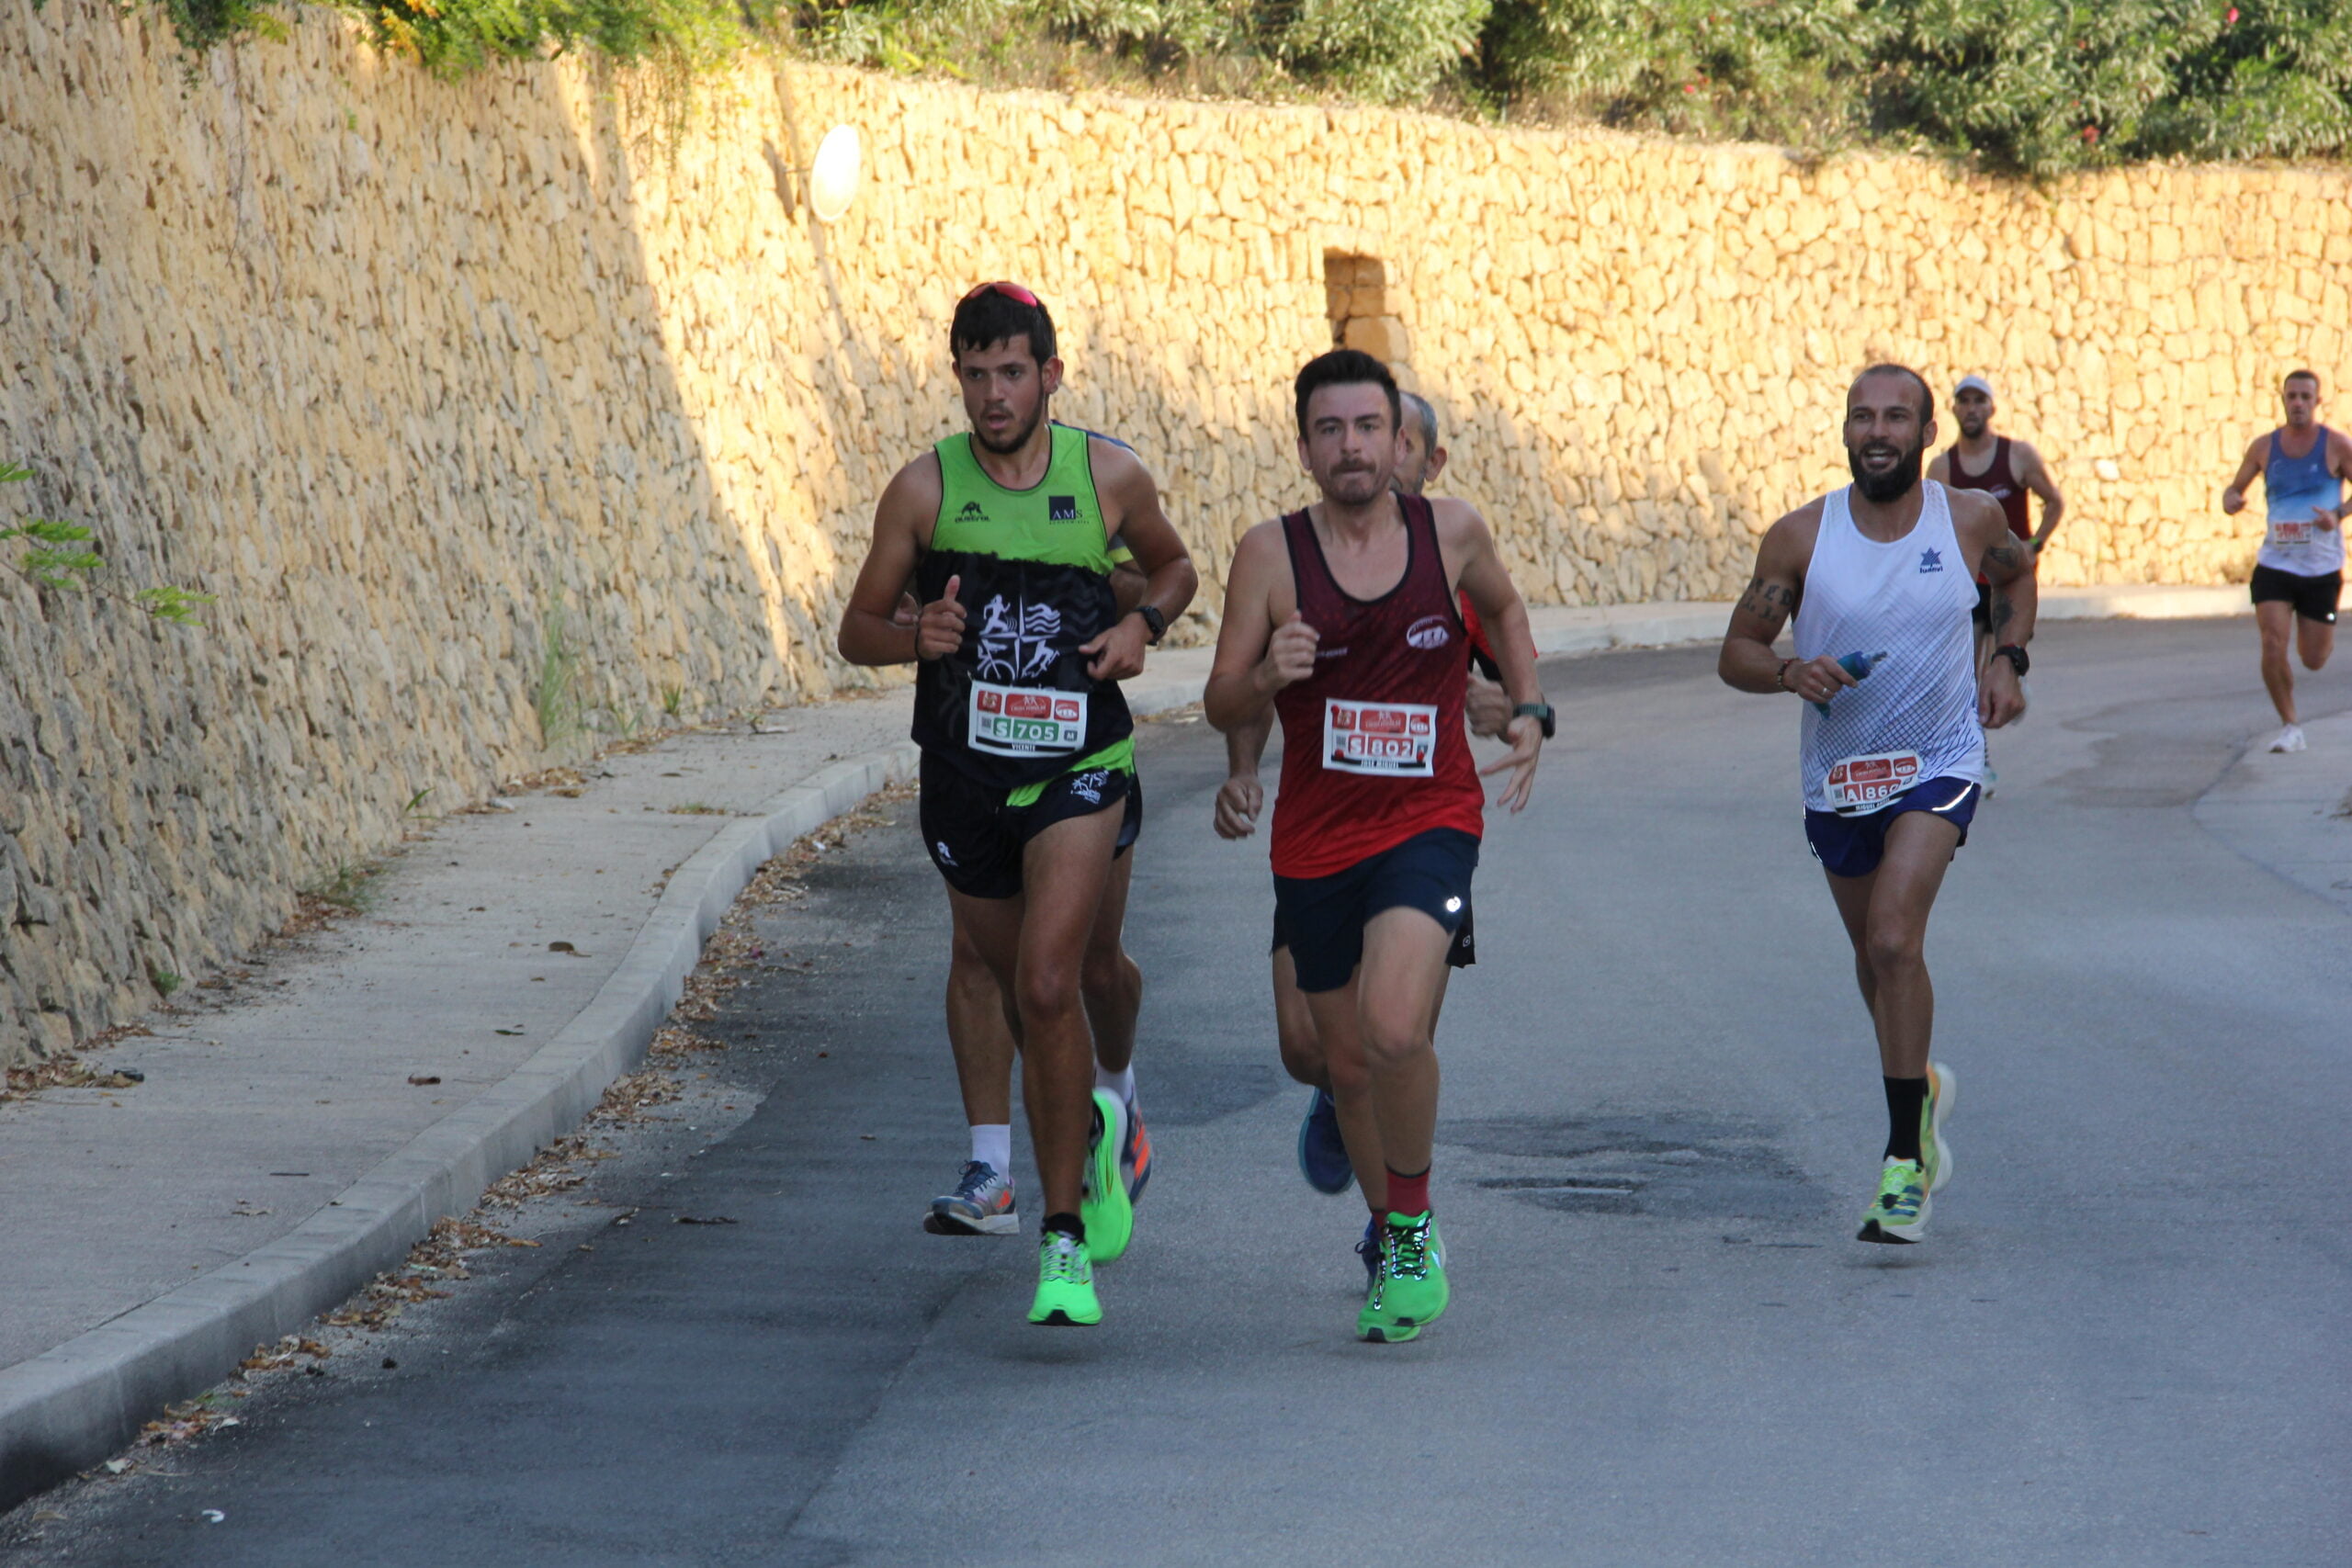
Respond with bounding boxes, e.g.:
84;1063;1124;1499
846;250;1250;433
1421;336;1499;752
969;682;1087;757
1323;698;1438;777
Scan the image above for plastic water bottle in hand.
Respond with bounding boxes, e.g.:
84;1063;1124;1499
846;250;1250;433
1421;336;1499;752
1811;650;1890;716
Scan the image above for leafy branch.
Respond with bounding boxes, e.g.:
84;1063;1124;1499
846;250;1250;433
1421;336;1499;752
3;462;212;626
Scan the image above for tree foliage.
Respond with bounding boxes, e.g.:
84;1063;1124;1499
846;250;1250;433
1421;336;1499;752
130;0;2352;174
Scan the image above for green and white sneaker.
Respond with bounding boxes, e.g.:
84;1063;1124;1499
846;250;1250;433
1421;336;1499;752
1358;1211;1449;1343
1857;1157;1930;1244
1026;1231;1101;1326
1920;1061;1958;1195
1080;1089;1136;1264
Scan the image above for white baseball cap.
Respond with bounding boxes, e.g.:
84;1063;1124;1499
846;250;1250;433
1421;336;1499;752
1955;374;1995;398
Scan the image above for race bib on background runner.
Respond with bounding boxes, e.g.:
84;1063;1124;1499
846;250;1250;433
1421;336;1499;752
1825;750;1922;816
968;682;1087;758
1323;698;1437;777
2270;517;2315;547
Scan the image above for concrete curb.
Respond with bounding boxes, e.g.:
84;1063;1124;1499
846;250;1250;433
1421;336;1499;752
0;582;2252;1510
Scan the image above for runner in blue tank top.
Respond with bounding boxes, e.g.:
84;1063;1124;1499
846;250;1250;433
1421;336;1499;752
1719;365;2039;1246
2220;369;2351;754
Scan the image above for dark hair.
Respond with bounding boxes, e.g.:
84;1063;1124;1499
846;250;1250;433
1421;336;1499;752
1295;349;1400;437
2286;367;2321;389
1853;362;1933;421
951;288;1057;367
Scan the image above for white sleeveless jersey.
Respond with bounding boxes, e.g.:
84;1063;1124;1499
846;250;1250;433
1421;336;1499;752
1794;481;1986;813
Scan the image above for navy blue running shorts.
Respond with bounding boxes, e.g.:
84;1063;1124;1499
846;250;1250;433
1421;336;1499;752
1273;898;1476;970
1272;828;1479;993
1804;775;1980;880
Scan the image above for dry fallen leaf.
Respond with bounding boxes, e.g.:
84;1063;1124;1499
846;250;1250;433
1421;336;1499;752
407;1074;441;1086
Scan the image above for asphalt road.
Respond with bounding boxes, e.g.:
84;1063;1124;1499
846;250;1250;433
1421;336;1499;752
7;619;2348;1566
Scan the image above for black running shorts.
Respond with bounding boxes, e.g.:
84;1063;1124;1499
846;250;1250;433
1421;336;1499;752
2250;564;2342;626
918;750;1140;900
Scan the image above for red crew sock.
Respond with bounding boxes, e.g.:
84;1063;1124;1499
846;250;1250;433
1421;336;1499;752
1384;1164;1430;1219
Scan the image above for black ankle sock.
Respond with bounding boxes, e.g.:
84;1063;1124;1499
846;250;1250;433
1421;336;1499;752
1883;1076;1928;1163
1044;1212;1085;1243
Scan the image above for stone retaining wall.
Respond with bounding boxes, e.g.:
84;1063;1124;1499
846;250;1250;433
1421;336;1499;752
2;0;2340;1063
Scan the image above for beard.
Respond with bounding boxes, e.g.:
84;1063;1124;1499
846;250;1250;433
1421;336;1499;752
972;400;1046;456
1322;463;1391;505
1849;434;1925;504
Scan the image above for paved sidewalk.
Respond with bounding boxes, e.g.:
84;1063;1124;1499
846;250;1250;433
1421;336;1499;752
0;587;2252;1507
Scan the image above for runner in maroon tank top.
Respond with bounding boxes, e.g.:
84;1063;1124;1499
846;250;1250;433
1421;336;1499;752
1926;374;2065;674
1207;350;1550;1344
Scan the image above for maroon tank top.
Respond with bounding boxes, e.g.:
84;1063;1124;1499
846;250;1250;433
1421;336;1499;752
1270;496;1486;880
1945;436;2031;558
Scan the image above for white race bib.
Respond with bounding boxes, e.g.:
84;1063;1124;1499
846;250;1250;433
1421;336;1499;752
1825;750;1923;817
968;682;1087;758
1322;698;1438;777
2271;518;2315;547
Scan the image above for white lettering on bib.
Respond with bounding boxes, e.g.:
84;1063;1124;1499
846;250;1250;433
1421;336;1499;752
1825;750;1923;816
969;682;1087;758
1322;698;1438;777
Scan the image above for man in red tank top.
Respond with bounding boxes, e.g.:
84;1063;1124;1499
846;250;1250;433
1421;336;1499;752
1207;350;1551;1343
1926;375;2065;673
1213;389;1514;1256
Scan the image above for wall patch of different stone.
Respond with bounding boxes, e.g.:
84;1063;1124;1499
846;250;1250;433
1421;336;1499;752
3;0;2345;1066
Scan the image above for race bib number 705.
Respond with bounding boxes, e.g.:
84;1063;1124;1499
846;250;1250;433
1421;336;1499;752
1323;698;1438;777
969;682;1087;758
1825;750;1921;817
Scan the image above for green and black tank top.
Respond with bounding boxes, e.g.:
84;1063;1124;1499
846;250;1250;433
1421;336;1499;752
911;423;1135;790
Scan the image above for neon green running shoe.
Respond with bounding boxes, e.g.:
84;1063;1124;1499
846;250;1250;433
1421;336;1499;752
1357;1211;1448;1343
1919;1061;1958;1195
1857;1157;1930;1244
1080;1089;1136;1264
1026;1230;1101;1326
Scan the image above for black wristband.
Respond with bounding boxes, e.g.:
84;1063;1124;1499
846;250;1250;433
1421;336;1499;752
1135;604;1167;645
1992;643;2030;677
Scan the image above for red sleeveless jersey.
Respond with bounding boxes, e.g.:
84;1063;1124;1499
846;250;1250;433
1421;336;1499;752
1271;496;1487;879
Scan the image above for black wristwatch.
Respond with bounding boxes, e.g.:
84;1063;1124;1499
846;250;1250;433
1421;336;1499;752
1991;644;2030;678
1512;702;1556;739
1134;605;1167;646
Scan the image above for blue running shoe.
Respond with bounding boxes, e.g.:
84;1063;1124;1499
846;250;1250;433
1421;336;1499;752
1355;1214;1379;1285
1297;1089;1353;1195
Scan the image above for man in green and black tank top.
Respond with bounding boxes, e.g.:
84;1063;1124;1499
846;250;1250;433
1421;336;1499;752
838;283;1197;1329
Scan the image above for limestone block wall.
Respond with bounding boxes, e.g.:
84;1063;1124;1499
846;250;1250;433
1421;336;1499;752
2;0;2344;1065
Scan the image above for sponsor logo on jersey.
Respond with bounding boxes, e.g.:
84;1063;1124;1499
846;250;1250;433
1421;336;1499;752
1917;547;1944;573
957;501;989;523
1047;495;1080;522
1405;615;1453;650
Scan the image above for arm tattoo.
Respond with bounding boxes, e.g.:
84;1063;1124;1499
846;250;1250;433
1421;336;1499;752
1983;542;2023;579
1990;591;2015;632
1736;577;1798;627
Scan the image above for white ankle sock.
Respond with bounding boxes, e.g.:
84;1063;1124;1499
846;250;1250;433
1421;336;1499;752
1094;1064;1136;1103
969;1123;1012;1175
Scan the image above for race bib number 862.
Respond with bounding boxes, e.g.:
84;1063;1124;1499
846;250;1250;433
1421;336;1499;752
1323;698;1438;777
1825;750;1921;817
969;682;1087;758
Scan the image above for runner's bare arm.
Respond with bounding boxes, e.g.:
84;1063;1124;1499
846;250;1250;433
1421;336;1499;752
1963;489;2036;728
839;455;953;667
1080;439;1199;681
1441;500;1545;812
1204;521;1310;733
1926;450;1951;484
1109;557;1149;614
2325;431;2352;526
1720;502;1839;696
2221;436;2266;515
1214;708;1273;839
2016;441;2067;551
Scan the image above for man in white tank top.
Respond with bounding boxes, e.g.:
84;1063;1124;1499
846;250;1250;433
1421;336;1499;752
1718;365;2038;1246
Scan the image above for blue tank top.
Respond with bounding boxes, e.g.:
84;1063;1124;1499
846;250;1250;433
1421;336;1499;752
2260;427;2345;575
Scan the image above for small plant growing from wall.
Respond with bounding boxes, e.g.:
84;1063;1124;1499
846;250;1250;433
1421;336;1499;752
2;461;211;625
534;599;585;747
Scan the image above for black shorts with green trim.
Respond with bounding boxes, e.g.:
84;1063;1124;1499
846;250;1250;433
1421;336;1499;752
918;750;1140;900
